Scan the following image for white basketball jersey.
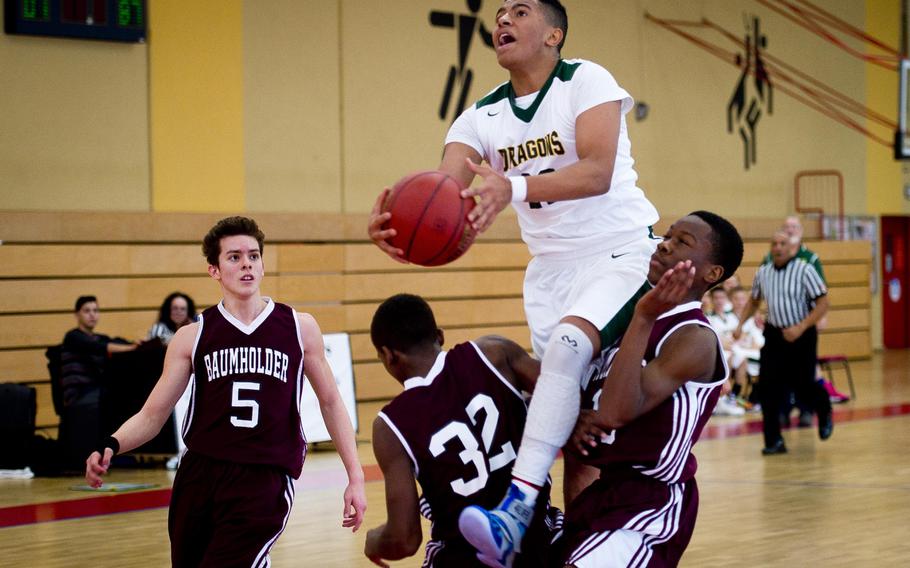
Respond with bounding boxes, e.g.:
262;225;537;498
446;59;659;257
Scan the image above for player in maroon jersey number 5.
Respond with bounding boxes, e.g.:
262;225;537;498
85;216;366;567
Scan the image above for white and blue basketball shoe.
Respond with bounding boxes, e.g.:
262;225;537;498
458;484;534;568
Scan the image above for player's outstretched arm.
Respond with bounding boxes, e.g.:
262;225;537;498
586;262;716;427
85;324;196;487
299;313;367;531
364;418;422;567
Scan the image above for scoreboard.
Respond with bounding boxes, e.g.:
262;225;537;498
4;0;146;43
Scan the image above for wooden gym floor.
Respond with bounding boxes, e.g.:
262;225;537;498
1;349;908;567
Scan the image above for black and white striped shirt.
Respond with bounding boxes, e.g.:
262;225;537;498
751;257;828;329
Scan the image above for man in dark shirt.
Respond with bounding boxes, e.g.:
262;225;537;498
58;296;137;469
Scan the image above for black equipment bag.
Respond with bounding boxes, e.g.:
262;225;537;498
0;383;37;469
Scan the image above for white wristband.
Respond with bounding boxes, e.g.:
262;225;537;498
509;176;528;203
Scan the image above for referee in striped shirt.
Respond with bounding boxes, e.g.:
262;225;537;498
736;230;833;455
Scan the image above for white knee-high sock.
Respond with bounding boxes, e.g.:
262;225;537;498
512;323;594;489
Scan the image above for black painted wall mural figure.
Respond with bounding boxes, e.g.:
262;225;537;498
430;0;495;122
728;16;773;170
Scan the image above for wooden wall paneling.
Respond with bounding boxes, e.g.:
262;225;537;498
33;383;57;429
810;240;872;260
2;245;134;277
355;400;385;441
353;362;401;400
344;270;524;302
348;324;532;365
735;263;871;287
276;244;345;273
0;211;361;243
440;325;532;350
824;308;871;330
0;311;157;349
343;242;530;272
287;304;346;333
0;348;51;381
0;243;275;277
822;263;873;285
0;277;223;314
827;286;871;307
276;274;345;304
740;240;869;264
819;330;871;358
342;297;527;333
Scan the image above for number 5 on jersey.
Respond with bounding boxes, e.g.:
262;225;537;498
428;394;516;497
231;381;260;428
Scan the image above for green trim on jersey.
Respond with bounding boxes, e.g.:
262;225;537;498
599;281;653;350
476;83;511;109
474;60;582;123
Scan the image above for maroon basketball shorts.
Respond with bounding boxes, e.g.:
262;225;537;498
561;477;698;567
168;451;295;568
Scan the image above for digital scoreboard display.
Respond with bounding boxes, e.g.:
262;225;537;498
4;0;146;42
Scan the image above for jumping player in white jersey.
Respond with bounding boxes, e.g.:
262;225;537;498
368;1;658;565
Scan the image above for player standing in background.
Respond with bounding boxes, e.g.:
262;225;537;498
85;216;366;567
561;211;743;567
369;2;658;563
364;294;562;567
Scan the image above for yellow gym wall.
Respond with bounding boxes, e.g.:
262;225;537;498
1;0;883;218
242;0;342;213
323;0;872;219
0;5;149;210
863;0;905;350
149;0;245;212
634;0;867;218
865;0;906;217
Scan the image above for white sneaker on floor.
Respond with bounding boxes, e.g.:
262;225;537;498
714;395;745;416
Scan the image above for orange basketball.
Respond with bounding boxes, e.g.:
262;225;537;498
381;170;477;266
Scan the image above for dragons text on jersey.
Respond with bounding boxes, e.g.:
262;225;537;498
498;130;565;170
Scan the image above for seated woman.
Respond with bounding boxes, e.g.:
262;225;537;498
148;292;197;469
148;292;196;345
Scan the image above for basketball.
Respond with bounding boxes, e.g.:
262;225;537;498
381;170;477;266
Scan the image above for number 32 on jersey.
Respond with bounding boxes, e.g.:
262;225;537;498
428;393;516;497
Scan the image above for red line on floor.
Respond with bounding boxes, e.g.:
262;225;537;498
3;402;909;528
700;402;910;440
0;489;172;528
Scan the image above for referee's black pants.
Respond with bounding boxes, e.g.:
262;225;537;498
758;325;832;448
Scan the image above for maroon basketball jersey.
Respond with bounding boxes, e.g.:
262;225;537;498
379;342;553;557
579;301;727;483
185;300;306;478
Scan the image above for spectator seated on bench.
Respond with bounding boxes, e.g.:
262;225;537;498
55;296;139;472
